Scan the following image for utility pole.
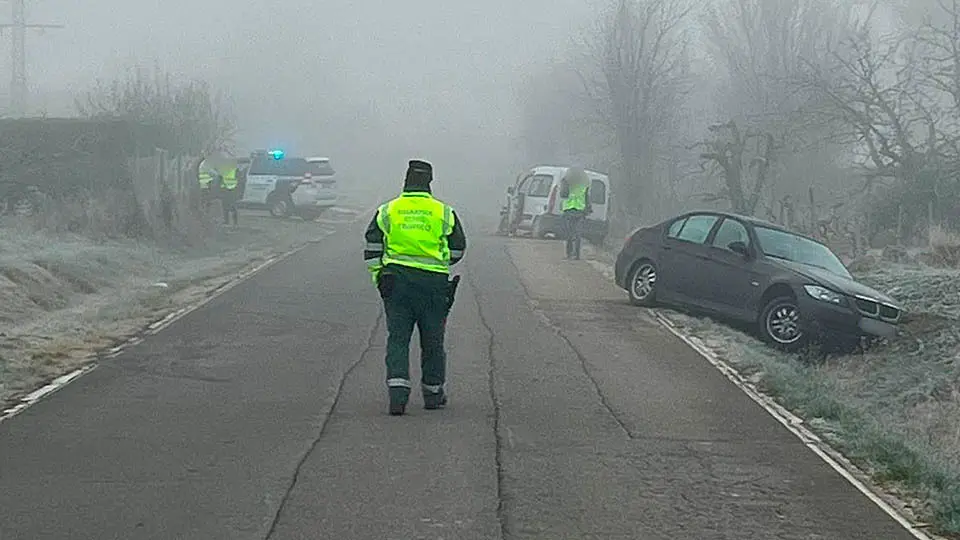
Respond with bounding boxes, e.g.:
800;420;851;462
0;0;63;116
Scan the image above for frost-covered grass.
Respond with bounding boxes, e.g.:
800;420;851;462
584;242;960;537
0;204;368;408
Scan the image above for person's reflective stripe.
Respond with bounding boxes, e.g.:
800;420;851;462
450;249;464;259
376;203;391;234
365;242;383;251
388;254;449;268
422;383;443;393
442;205;453;235
387;378;411;388
365;258;381;268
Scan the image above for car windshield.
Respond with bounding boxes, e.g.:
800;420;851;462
754;226;851;278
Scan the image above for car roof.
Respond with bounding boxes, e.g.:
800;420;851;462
672;210;821;239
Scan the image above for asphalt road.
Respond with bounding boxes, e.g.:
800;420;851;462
0;211;918;540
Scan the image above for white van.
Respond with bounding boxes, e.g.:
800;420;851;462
501;165;611;245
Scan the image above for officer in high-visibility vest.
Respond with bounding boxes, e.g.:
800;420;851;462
363;159;467;416
219;164;239;226
559;166;592;260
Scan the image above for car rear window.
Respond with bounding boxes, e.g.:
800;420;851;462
248;157;309;176
308;160;335;176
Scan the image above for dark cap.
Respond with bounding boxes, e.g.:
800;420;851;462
405;159;433;185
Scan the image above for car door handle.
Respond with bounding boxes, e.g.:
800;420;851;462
696;254;710;260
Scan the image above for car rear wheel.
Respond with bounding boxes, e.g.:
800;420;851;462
759;296;806;350
628;261;657;306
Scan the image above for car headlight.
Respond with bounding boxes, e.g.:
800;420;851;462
803;285;844;305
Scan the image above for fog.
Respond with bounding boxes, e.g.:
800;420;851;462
8;0;600;197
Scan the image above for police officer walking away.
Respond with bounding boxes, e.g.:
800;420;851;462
363;160;467;416
560;166;592;260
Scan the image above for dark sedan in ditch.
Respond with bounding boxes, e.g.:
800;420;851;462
614;211;903;350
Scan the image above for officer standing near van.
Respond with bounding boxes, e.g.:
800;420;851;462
560;166;592;260
363;159;467;416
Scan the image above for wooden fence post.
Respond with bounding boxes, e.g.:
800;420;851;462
897;205;904;245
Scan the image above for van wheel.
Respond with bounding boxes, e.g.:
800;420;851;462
532;217;547;239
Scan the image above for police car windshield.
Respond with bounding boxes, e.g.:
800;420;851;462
248;157;309;176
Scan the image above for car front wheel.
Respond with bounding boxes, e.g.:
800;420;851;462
759;296;806;350
628;260;657;306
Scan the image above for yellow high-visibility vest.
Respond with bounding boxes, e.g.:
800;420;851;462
376;192;454;275
563;183;588;211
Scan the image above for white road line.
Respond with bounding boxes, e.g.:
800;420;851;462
0;205;379;425
648;310;937;539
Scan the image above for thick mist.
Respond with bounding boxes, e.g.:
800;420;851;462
10;0;599;205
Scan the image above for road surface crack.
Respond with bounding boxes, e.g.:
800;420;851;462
262;309;384;539
465;267;509;540
502;244;633;439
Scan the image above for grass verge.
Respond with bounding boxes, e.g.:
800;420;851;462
0;207;365;410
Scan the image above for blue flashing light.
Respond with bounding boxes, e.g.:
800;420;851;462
269;149;285;160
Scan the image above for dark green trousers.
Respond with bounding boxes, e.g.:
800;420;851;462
381;265;450;404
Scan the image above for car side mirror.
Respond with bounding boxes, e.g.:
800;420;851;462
507;187;515;195
728;241;751;258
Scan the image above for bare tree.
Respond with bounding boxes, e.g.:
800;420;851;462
577;0;695;224
694;120;779;215
701;0;857;216
76;65;236;156
797;9;960;241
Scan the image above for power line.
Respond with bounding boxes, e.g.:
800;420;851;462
0;0;63;116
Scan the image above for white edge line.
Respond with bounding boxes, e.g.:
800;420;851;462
648;308;936;540
0;205;378;425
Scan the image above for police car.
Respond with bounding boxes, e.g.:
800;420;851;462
237;150;336;219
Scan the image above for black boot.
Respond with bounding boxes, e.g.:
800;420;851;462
389;387;409;416
423;390;447;410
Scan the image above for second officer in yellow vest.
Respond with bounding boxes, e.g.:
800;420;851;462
559;167;592;260
219;164;239;226
363;160;467;416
